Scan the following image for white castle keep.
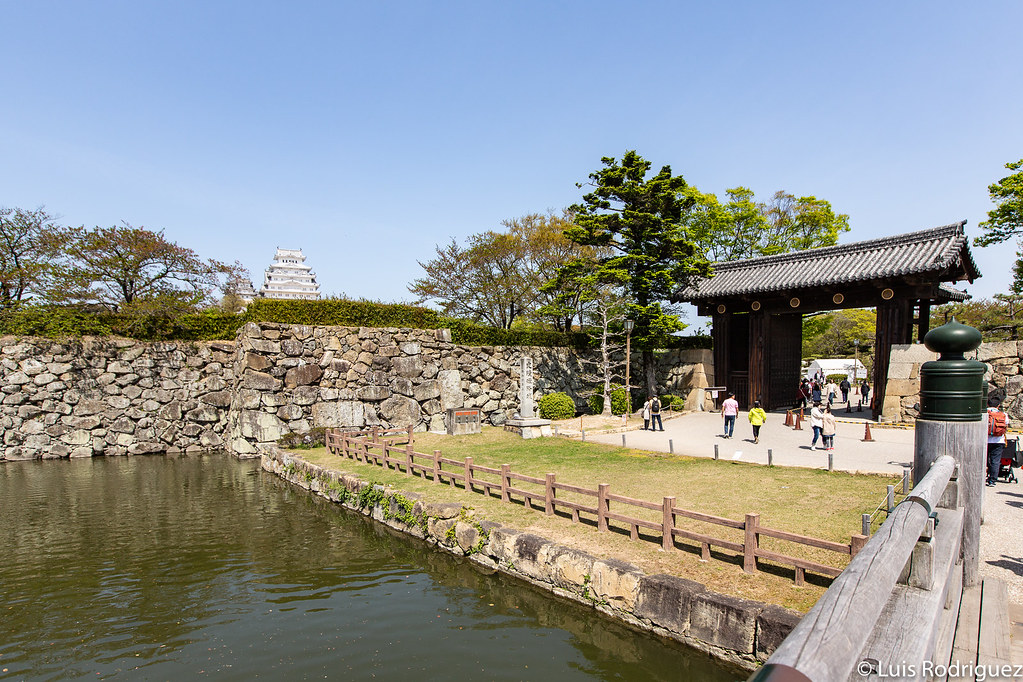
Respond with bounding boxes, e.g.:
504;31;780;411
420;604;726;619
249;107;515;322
259;247;320;300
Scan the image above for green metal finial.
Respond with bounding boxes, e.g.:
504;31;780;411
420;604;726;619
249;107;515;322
923;317;983;359
919;317;986;421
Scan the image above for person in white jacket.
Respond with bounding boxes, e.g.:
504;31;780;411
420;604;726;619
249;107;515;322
809;402;825;450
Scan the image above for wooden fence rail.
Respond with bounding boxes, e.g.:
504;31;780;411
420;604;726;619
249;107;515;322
324;428;867;584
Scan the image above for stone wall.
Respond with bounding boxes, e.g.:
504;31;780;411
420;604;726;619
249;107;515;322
226;322;713;456
0;335;236;460
262;447;799;672
882;341;1023;422
0;324;712;461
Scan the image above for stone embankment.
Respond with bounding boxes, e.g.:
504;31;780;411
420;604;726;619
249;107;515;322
883;341;1023;422
262;447;800;672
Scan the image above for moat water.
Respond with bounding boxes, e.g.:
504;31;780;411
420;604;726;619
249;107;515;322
0;455;737;681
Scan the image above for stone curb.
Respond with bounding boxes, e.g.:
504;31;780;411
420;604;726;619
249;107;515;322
261;446;801;673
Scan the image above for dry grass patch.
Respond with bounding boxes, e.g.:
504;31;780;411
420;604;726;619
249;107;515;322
292;427;894;612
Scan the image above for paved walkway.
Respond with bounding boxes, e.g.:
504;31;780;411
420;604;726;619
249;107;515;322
581;410;1023;605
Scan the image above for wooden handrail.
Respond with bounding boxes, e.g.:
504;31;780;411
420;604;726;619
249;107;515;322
750;455;956;681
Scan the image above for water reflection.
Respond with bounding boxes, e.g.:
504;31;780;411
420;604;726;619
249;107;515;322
0;455;737;681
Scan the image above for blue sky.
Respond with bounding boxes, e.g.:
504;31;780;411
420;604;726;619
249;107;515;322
2;1;1021;326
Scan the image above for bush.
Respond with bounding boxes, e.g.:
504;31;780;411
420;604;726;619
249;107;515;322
659;394;686;410
277;427;330;450
587;385;632;415
245;298;442;329
825;374;848;384
538;392;576;420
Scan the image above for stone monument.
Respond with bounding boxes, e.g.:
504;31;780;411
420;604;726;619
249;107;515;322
504;355;552;439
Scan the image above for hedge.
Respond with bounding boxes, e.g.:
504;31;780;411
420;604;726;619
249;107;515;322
0;299;713;352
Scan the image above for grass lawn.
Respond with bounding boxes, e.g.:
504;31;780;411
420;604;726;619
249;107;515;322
293;427;895;612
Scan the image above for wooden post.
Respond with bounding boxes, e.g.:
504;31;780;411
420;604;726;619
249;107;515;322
903;466;911;494
850;533;868;557
597;484;609;532
914;419;985;586
500;464;511;503
862;513;871;537
464;457;473;492
661;496;675;551
545;474;555;515
743;513;760;573
404;443;412;476
886;485;895;513
407;424;413;445
433;450;441;484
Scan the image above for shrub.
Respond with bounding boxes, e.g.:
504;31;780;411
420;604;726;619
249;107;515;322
825;374;848;384
277;427;330;450
660;394;686;410
538;392;576;420
587;385;632;415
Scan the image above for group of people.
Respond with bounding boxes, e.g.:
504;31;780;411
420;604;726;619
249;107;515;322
640;396;664;431
721;392;840;453
797;375;870;409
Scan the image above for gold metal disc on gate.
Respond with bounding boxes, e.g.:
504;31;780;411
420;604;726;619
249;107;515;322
751;301;761;311
716;304;726;314
881;288;894;300
832;293;844;305
789;297;800;308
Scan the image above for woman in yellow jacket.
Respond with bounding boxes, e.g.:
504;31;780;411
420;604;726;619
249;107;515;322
748;400;767;444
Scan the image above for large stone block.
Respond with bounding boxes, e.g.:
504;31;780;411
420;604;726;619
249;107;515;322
689;592;762;654
380;395;420;428
242;370;281;391
755;605;802;661
589;558;644;610
391;355;424;379
356;385;391;401
978;341;1020;362
238;410;285;442
244;352;272;371
438;369;463;410
635;573;706;635
284;364;323;388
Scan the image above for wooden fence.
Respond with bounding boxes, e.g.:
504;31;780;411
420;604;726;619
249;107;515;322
325;427;868;585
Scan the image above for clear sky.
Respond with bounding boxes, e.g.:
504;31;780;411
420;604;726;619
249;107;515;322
2;1;1021;325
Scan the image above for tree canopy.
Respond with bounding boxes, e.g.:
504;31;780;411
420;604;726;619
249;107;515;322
975;159;1023;247
0;206;69;309
51;223;236;312
564;150;711;394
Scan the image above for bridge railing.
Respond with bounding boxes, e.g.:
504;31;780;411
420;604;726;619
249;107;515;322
749;454;961;681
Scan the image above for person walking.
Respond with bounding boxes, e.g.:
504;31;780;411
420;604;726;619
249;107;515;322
641;398;651;431
809;401;825;449
987;395;1008;486
840;378;850;403
822;405;837;453
748;400;767;444
811;381;822;404
825;379;838;407
861;380;871;407
649;395;664;431
721;392;738;438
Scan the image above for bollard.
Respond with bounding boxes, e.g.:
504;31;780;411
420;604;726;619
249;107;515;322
862;422;874;442
828;452;834;471
554;424;559;436
915;318;987;586
903;466;912;494
669;439;673;454
862;513;872;537
768;449;773;466
581;429;586;442
621;434;626;447
714;444;719;460
886;485;895;513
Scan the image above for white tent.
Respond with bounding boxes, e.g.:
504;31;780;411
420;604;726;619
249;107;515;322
806;358;867;382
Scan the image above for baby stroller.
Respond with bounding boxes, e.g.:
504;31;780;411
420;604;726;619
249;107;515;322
999;436;1021;483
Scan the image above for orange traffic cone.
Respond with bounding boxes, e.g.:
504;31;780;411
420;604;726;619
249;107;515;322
784;411;793;427
793;413;803;430
862;423;874;442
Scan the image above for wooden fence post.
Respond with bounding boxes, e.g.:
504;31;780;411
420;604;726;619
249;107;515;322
464;457;473;492
433;450;441;484
743;512;760;573
407;424;413;446
404;443;413;476
545;474;555;515
850;533;868;557
597;484;609;532
662;496;675;551
500;464;511;503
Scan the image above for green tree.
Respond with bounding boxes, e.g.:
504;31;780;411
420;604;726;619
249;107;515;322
565;150;711;396
761;191;850;254
932;297;1023;341
52;223;235;312
975;159;1023;247
0;206;69;309
802;309;876;359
